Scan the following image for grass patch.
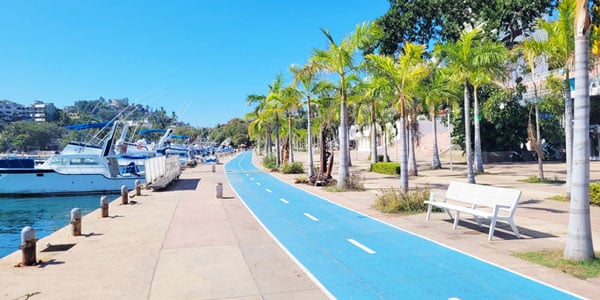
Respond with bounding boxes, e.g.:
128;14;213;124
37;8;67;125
547;195;568;202
514;250;600;279
294;175;309;184
519;176;565;184
372;186;437;214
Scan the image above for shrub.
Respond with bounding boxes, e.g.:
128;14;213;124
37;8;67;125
367;154;385;162
294;175;309;184
590;183;600;206
262;154;276;169
280;162;304;174
370;162;400;175
324;173;364;192
372;187;435;214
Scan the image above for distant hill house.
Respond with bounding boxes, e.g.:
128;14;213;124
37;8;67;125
0;100;56;123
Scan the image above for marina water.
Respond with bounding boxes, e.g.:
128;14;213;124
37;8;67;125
0;195;108;258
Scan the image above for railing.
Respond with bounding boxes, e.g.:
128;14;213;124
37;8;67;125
144;156;181;185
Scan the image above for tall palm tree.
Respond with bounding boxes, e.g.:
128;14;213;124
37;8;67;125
290;63;322;178
311;22;381;189
420;63;460;169
265;73;286;167
471;41;509;174
280;86;303;163
355;75;391;164
565;0;595;261
366;43;428;192
436;28;502;183
245;94;269;156
538;0;576;198
514;37;546;179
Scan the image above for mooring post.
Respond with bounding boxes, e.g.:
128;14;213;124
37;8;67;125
71;208;82;236
121;185;129;205
211;165;216;173
20;226;37;266
135;179;142;196
100;196;109;218
216;182;223;199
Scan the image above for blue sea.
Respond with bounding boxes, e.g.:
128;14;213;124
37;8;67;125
0;195;109;258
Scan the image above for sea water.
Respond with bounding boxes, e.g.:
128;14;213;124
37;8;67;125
0;195;109;258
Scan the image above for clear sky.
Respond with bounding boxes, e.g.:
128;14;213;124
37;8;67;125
0;1;390;128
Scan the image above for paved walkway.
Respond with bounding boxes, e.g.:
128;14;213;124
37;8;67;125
1;151;599;299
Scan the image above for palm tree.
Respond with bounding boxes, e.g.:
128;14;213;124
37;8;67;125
355;75;391;164
436;28;504;183
514;37;546;179
565;0;595;261
311;22;381;189
290;63;320;178
265;73;286;167
366;43;428;192
420;63;459;169
280;86;303;163
245;94;268;156
471;42;509;174
538;0;576;198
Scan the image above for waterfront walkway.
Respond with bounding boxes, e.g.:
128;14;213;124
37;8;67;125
1;151;600;299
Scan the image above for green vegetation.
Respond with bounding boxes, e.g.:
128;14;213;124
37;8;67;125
548;195;568;202
372;187;434;214
294;175;309;184
324;173;364;192
262;154;277;170
589;183;600;206
515;250;600;279
370;162;401;175
280;162;304;174
520;176;565;184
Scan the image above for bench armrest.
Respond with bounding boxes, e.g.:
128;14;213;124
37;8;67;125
427;192;446;203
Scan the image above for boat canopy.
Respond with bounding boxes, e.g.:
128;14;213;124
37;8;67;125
65;122;113;130
139;129;167;134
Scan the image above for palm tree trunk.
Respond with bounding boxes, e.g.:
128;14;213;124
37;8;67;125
307;98;314;178
371;102;378;164
464;83;476;184
275;114;281;167
288;115;294;163
535;104;544;179
565;69;574;199
383;126;390;162
474;87;484;174
565;28;595;261
408;120;418;176
432;112;442;169
337;96;350;189
399;116;409;192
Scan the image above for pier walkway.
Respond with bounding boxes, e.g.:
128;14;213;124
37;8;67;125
1;151;600;299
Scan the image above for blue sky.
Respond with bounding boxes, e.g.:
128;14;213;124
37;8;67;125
0;1;389;127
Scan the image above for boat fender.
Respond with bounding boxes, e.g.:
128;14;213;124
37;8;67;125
71;208;82;236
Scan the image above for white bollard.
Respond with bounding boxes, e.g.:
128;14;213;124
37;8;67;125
100;196;109;218
121;185;129;205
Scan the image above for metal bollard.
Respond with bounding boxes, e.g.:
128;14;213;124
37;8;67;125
100;196;109;218
216;182;223;199
20;226;37;266
211;165;216;173
71;208;82;236
135;179;142;196
121;185;129;205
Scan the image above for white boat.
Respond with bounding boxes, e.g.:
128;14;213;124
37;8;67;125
0;122;145;196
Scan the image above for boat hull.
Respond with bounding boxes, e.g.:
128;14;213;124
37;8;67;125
0;169;144;197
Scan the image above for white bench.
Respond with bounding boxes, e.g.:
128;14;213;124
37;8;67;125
424;181;522;240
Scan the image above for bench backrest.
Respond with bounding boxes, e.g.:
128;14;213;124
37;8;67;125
445;181;477;205
446;181;521;211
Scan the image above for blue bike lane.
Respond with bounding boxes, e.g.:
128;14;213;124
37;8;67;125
225;151;580;299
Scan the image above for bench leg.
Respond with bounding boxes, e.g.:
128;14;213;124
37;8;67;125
488;218;498;241
508;219;520;239
453;211;460;229
444;208;454;220
426;204;432;221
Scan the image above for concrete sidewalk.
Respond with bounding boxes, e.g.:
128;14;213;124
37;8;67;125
1;152;600;299
0;159;327;299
